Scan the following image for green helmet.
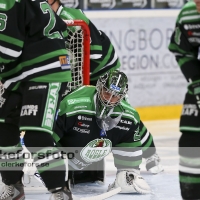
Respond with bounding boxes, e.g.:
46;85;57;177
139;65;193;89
96;70;128;108
95;70;128;131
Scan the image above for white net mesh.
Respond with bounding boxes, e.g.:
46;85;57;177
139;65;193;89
64;26;84;95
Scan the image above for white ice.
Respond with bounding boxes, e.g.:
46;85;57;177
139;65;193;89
0;119;182;200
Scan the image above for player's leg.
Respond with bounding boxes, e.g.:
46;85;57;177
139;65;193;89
19;81;72;199
0;89;25;200
179;93;200;199
179;131;200;199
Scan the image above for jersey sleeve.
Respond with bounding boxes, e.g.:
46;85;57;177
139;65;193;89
168;16;200;81
112;122;142;170
139;120;156;158
0;0;26;65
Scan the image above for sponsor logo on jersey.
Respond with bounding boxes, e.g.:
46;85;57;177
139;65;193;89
120;119;132;125
184;24;200;30
182;104;198;116
115;126;130;131
74;105;87;110
187;31;200;37
0;3;6;9
78;122;90;128
67;97;91;105
20;105;38;116
73;127;90;134
42;83;60;130
69;157;91;169
134;126;140;141
110;84;121;92
188;37;200;44
77;115;92;121
29;85;47;90
59;55;71;70
125;109;134;115
80;138;112;163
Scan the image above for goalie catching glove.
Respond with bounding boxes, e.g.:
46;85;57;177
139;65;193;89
107;169;151;194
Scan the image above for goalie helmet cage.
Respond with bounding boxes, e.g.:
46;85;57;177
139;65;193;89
64;20;90;92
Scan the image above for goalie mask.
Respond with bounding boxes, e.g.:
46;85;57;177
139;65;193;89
96;70;128;131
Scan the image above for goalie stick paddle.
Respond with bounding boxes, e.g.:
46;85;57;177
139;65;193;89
33;173;121;200
72;187;121;200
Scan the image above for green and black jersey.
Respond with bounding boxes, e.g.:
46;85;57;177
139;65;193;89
168;1;200;81
54;85;149;170
56;5;120;84
0;0;72;90
169;1;200;132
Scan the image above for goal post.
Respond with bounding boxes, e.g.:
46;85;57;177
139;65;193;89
64;20;90;91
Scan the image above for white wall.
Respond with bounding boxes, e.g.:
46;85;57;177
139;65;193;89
85;10;188;107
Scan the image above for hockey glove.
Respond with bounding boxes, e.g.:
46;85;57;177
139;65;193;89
146;153;164;174
188;80;200;109
107;169;151;194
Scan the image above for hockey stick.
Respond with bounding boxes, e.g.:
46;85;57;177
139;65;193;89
33;172;121;200
72;187;121;200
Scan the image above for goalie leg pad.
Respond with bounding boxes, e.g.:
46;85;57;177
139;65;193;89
108;170;151;194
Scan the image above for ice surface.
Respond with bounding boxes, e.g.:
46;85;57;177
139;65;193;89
0;120;182;200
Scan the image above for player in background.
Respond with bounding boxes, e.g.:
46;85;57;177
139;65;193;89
47;0;164;183
54;70;152;198
168;0;200;199
0;0;72;199
48;0;120;86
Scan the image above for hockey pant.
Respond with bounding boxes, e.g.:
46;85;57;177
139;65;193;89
0;82;67;190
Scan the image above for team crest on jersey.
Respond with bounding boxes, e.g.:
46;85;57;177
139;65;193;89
134;126;140;141
80;138;112;163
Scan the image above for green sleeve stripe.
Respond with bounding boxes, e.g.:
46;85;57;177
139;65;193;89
180;175;200;184
62;30;68;38
0;57;15;63
139;126;146;137
90;45;102;51
114;158;141;167
180;126;200;132
90;60;120;81
92;44;113;74
116;141;141;147
178;57;195;68
1;49;66;78
168;43;189;54
142;136;153;151
0;33;23;47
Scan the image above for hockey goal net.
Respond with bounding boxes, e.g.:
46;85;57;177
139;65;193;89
64;20;90;93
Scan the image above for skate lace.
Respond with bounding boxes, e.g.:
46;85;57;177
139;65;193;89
0;185;13;199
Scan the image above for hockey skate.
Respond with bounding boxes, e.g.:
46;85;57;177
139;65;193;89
0;181;25;200
146;153;164;174
49;187;73;200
